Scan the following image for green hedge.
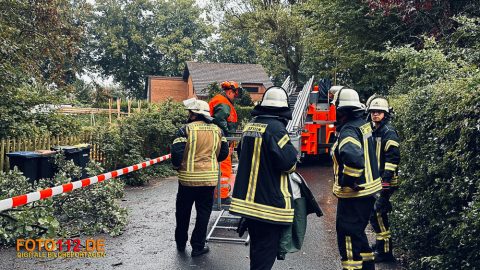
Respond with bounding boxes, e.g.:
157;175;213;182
93;100;186;185
390;75;480;269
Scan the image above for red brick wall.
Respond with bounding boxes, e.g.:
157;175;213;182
243;84;267;102
149;77;188;103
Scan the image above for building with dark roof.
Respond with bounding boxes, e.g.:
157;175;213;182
146;61;273;103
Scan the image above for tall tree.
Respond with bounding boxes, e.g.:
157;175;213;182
213;0;309;86
0;0;89;89
89;0;211;98
203;24;258;64
301;0;429;97
0;0;90;137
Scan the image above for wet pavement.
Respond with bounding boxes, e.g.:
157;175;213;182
0;156;401;269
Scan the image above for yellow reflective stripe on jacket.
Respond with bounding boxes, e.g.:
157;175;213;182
178;171;219;178
277;134;290;148
211;131;218;171
173;137;187;144
331;142;339;187
333;178;382;198
339;136;362;150
343;165;364;177
384;162;398;171
384;140;400;151
231;198;294;214
376;137;381;170
279;174;291;209
359;123;373;184
187;126;195;171
364;136;373;183
230;198;294;223
246;137;262;202
221;137;227;142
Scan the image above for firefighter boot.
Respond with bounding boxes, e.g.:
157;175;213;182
373;239;395;263
362;260;375;270
374;251;395;263
191;246;209;257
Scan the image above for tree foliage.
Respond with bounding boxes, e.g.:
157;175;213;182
89;0;211;98
211;0;309;85
0;0;89;89
386;31;480;269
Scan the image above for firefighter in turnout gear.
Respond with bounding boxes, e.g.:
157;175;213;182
209;81;240;204
366;95;400;263
331;87;382;270
171;98;229;257
229;86;298;270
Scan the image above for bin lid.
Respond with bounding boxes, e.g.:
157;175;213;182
74;143;91;149
52;145;76;150
35;150;57;156
52;146;81;153
6;151;41;158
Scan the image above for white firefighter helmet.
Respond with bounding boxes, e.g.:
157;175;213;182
182;98;211;118
329;85;345;96
260;86;289;108
367;96;389;113
332;88;364;110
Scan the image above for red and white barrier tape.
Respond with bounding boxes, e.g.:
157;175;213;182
0;154;171;212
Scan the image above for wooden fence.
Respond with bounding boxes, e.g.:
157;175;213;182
0;133;105;172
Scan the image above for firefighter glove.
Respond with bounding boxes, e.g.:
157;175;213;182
374;195;392;214
236;217;248;237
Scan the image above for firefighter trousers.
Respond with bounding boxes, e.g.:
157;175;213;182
247;218;284;270
175;183;215;251
370;209;392;254
336;196;376;270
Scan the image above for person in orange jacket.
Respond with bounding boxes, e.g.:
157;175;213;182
209;81;240;204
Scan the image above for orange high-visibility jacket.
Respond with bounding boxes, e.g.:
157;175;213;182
209;94;238;136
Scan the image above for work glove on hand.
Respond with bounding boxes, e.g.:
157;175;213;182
236;217;248;237
374;195;392;214
341;175;365;191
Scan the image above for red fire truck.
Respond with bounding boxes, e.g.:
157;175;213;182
286;77;338;159
300;84;337;155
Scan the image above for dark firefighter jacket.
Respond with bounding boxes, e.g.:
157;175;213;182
171;120;229;187
229;106;298;225
209;93;238;136
372;121;400;189
332;117;382;198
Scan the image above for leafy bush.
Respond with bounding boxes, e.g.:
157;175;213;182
235;106;254;130
388;44;480;269
0;83;83;138
0;155;127;246
94;100;184;185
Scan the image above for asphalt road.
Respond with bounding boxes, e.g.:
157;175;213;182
0;157;401;270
